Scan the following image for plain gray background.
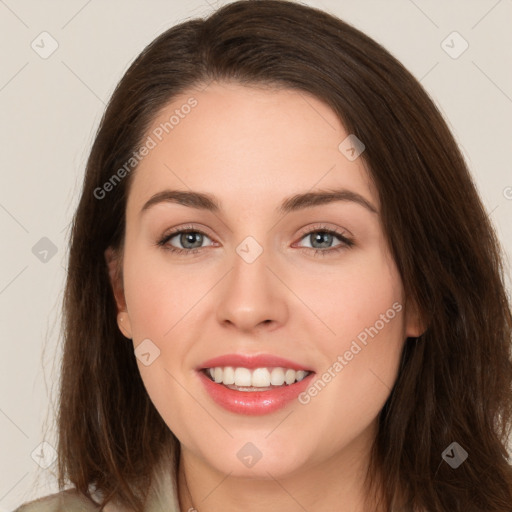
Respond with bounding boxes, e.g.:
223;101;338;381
1;0;511;510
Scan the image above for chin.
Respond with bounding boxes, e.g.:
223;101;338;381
193;436;313;480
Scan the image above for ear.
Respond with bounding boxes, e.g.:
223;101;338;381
105;246;133;339
404;298;427;339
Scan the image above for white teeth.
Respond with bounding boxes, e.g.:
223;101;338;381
223;366;235;385
234;367;252;387
252;368;271;387
270;367;285;386
296;370;308;382
204;366;311;388
285;368;296;384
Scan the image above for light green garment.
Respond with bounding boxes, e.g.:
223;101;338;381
14;462;181;512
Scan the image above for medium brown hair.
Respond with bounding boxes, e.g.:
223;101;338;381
53;1;512;510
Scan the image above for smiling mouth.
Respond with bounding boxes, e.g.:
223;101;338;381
201;366;313;391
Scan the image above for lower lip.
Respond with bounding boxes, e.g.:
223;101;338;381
197;370;315;415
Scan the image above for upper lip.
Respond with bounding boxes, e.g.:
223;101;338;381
198;353;314;372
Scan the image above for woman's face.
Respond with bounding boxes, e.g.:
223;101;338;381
108;81;422;480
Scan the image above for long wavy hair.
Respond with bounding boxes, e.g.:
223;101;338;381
51;0;512;510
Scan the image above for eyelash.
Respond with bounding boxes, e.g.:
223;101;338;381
155;223;355;257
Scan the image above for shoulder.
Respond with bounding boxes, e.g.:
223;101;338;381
14;489;102;512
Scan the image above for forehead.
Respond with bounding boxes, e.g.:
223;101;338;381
126;81;378;215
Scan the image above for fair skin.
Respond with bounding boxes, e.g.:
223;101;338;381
106;81;423;512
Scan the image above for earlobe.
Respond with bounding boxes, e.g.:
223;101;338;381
117;311;133;340
405;299;427;339
105;246;125;310
105;246;133;339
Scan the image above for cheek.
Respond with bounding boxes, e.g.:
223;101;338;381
341;259;405;385
121;249;195;429
299;244;404;350
122;246;209;340
298;247;405;418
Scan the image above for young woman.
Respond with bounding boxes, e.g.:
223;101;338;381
15;0;512;511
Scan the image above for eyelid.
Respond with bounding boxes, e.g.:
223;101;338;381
295;222;353;241
160;222;352;241
292;223;354;255
160;223;215;241
155;224;217;255
157;222;354;254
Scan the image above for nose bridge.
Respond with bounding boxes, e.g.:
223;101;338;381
216;233;287;331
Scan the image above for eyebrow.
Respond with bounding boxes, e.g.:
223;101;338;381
140;187;378;216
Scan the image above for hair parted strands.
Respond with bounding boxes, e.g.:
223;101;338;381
56;1;512;510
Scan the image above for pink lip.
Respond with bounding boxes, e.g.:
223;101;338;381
196;353;315;415
198;353;313;371
197;369;315;415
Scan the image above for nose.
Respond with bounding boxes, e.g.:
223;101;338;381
216;245;289;333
